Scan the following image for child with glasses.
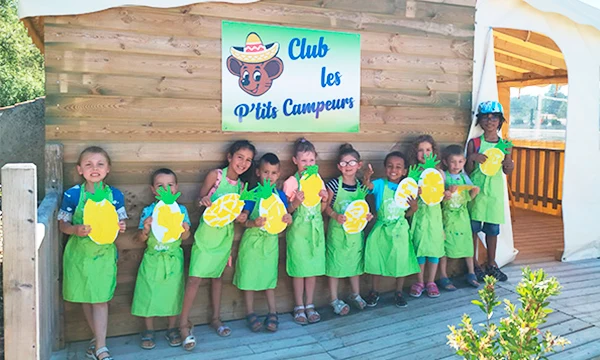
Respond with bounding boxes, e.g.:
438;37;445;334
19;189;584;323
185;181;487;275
324;143;373;315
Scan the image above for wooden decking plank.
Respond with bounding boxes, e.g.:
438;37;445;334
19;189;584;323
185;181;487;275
548;340;600;360
248;333;318;354
289;353;335;360
548;326;600;358
241;343;329;360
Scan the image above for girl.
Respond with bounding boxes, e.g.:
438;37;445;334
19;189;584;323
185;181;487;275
363;152;421;308
179;140;255;350
284;138;328;324
467;101;514;282
438;145;480;291
325;143;373;315
132;168;191;349
408;135;448;299
58;146;127;360
234;153;292;333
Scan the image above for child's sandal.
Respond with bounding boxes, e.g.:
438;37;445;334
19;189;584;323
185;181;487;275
210;319;232;337
347;293;367;310
95;346;114;360
331;299;350;316
426;282;440;298
264;313;279;332
165;328;183;347
439;277;457;291
305;304;321;323
85;338;96;359
246;313;263;332
181;322;196;351
140;330;156;350
293;305;308;325
410;282;425;298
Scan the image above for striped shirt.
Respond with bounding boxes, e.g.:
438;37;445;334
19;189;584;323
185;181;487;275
325;178;362;208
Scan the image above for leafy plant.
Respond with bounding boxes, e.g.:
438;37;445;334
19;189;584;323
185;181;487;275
447;268;569;360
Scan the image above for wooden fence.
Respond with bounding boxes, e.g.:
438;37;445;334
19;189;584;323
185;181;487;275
507;146;564;216
1;144;64;359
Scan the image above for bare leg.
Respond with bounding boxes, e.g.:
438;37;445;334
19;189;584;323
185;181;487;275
417;264;425;284
328;277;339;302
465;257;475;274
82;303;94;335
396;277;405;292
371;275;381;292
179;276;202;337
144;317;154;331
349;276;360;295
426;262;438;283
439;256;449;278
292;277;305;307
266;289;276;314
167;316;178;329
472;232;481;267
244;290;255;315
305;277;316;305
486;235;498;267
211;277;223;321
91;303;109;351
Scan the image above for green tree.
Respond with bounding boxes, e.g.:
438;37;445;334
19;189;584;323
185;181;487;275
542;84;567;119
0;0;44;107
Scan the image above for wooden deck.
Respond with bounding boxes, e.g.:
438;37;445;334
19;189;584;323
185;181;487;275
52;210;600;360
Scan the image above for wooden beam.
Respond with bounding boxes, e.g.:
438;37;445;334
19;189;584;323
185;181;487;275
495;61;529;74
496;67;523;81
495;49;558;70
494;28;562;55
494;37;566;70
498;75;568;87
495;52;555;77
21;17;44;54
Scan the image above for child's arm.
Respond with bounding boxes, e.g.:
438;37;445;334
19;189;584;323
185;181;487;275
502;150;515;175
198;169;219;207
362;164;375;190
242;210;266;228
466;139;487;175
405;196;419;217
462;172;480;200
324;188;346;224
59;221;90;237
181;222;191;240
136;216;152;242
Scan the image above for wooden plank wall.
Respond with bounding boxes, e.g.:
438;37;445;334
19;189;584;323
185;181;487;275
43;0;475;341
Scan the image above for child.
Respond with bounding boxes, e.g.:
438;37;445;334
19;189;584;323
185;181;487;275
284;138;328;324
363;151;421;308
233;153;292;332
131;168;191;349
179;140;255;350
408;135;447;298
58;146;127;360
325;143;373;315
467;101;514;282
438;145;480;291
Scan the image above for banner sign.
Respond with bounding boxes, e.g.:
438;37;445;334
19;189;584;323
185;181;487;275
221;21;361;132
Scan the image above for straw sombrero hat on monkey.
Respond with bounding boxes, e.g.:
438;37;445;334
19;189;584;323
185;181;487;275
230;32;280;64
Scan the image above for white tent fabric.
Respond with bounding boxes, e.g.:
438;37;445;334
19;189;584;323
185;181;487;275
18;0;257;18
475;0;600;262
524;0;600;33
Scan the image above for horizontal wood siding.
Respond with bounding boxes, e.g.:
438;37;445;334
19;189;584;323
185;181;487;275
44;0;474;341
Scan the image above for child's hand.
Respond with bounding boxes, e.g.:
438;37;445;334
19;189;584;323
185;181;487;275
293;190;305;206
502;157;514;172
470;186;480;197
335;213;346;224
318;189;328;202
182;222;190;232
469;152;488;164
143;216;152;232
236;212;248;224
366;213;374;222
75;224;92;237
282;214;293;224
449;185;458;193
254;216;266;228
443;190;453;201
199;195;212;208
408;196;419;211
363;164;374;183
118;220;127;233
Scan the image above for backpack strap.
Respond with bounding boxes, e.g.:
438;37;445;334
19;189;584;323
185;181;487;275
472;136;481;153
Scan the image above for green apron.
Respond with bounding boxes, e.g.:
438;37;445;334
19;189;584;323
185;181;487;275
468;135;505;225
442;172;474;259
131;209;184;317
286;173;326;278
63;184;118;303
325;177;365;278
190;167;241;278
409;175;445;258
365;180;420;277
233;191;280;291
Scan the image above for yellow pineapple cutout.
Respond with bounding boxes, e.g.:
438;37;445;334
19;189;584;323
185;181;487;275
480;139;513;176
418;154;444;206
83;182;120;245
394;165;420;210
257;179;288;235
299;165;324;208
151;185;184;243
342;185;370;234
203;184;253;228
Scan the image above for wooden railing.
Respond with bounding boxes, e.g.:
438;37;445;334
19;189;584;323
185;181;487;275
1;144;63;360
507;146;564;216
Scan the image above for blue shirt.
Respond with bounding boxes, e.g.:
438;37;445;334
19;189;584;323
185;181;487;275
138;202;191;229
446;172;473;187
243;189;288;214
58;184;127;222
371;178;399;211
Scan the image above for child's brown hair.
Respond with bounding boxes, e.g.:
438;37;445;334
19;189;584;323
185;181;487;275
408;135;439;166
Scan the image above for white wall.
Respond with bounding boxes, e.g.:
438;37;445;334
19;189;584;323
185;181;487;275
475;0;600;261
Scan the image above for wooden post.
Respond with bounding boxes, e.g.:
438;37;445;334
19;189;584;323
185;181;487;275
45;143;63;195
1;164;38;360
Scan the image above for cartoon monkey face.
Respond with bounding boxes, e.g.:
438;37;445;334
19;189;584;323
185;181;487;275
227;56;284;97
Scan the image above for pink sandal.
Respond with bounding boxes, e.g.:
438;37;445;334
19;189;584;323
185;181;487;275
410;282;425;298
426;282;440;298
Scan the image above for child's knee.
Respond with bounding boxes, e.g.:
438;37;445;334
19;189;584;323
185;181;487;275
187;276;202;287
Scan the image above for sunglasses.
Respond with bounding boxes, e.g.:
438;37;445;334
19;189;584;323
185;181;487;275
480;114;500;121
338;160;358;167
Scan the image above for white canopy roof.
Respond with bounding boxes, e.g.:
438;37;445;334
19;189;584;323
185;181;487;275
524;0;600;33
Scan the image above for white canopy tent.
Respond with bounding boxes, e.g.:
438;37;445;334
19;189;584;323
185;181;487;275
473;0;600;263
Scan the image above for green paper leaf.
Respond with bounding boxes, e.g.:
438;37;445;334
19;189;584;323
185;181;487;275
155;184;181;204
407;164;422;181
86;182;111;202
303;164;319;178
